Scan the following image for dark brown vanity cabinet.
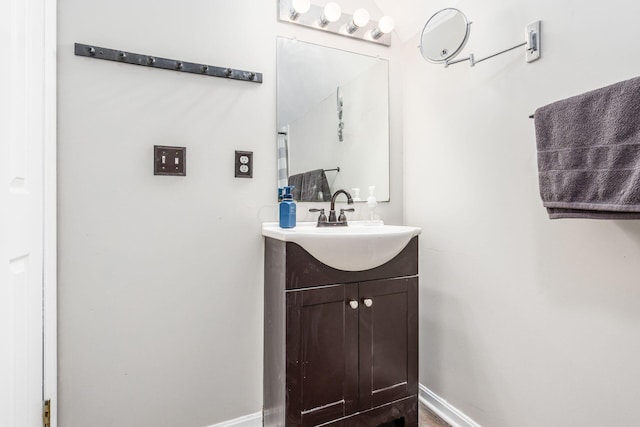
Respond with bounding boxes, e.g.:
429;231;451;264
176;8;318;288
264;236;419;427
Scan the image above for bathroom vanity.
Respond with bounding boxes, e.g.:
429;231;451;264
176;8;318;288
263;222;421;426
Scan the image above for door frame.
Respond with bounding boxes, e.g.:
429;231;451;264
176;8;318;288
43;0;57;425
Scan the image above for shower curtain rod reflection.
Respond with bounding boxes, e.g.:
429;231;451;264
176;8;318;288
324;167;341;172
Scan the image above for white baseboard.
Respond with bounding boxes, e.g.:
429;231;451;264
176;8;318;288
419;384;481;427
204;411;262;427
204;386;479;427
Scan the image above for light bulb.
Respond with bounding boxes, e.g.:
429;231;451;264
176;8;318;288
347;8;370;34
319;2;341;27
353;8;370;27
289;0;310;20
371;16;394;39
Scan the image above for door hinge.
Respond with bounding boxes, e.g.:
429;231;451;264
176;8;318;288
43;399;51;427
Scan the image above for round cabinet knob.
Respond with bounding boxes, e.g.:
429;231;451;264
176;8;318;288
349;300;359;310
363;298;373;308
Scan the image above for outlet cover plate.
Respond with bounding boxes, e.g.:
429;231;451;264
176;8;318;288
154;145;186;176
235;150;253;178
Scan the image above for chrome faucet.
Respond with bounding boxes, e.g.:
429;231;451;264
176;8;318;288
309;189;355;227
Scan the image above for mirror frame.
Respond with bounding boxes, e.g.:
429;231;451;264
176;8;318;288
419;8;471;64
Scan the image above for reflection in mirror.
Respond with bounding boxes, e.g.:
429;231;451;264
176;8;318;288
277;37;390;202
419;8;470;63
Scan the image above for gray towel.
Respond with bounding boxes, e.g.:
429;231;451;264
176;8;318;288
534;76;640;219
287;173;303;201
288;169;331;202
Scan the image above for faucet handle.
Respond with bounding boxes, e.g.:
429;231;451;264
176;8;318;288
338;208;355;222
309;208;327;225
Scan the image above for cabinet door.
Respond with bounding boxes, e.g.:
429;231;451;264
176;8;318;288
358;277;418;410
286;284;359;426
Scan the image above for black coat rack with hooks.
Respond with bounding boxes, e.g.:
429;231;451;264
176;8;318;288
74;43;263;84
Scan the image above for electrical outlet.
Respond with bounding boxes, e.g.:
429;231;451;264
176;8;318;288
235;150;253;178
154;145;186;176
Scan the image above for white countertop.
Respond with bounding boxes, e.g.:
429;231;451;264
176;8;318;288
262;221;421;271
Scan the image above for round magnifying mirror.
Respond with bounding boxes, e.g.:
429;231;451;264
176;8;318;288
419;8;470;63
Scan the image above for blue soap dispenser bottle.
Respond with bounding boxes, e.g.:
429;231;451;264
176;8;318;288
279;186;296;228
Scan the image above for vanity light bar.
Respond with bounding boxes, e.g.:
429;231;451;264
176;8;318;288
278;0;392;46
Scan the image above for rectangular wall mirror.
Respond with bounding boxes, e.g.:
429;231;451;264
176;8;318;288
276;37;390;202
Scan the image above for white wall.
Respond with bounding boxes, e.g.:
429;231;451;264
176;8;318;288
403;1;640;426
57;0;403;426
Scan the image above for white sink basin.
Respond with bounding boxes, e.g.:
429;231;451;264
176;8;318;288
262;221;421;271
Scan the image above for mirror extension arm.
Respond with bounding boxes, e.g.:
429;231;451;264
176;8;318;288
445;21;541;68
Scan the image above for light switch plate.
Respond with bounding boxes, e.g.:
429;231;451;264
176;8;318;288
235;150;253;178
154;145;186;176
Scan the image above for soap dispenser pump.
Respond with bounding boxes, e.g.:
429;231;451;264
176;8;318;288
279;185;296;228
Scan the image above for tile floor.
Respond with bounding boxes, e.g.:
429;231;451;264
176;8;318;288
419;403;450;427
